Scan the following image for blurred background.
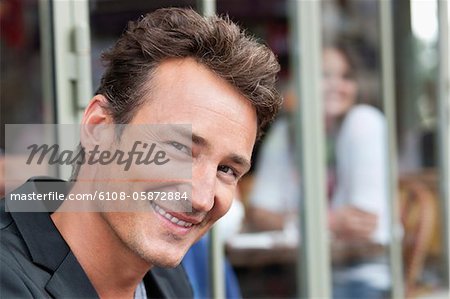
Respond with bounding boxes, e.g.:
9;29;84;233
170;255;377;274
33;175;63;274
1;0;449;298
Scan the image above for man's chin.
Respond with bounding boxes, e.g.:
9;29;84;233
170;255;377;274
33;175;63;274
148;254;184;268
137;247;187;268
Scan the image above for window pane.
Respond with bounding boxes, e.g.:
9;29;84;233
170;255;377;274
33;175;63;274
220;1;299;298
396;0;448;296
321;2;393;299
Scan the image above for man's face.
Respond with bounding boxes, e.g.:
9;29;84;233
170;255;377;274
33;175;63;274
100;58;257;267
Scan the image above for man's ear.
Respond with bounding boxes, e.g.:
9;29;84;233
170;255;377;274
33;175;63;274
80;95;114;151
82;94;111;125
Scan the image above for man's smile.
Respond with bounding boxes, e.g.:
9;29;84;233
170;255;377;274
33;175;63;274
151;201;194;228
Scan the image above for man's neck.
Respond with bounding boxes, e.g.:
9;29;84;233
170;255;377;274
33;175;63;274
50;205;151;298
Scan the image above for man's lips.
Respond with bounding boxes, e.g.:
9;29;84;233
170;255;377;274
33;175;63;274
150;201;203;228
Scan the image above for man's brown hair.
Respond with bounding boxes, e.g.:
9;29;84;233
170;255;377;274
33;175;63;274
96;7;282;134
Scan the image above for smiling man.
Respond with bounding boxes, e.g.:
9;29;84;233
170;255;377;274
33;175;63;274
0;7;281;299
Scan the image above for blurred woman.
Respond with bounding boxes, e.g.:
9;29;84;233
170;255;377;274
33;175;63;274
323;44;389;299
248;43;390;299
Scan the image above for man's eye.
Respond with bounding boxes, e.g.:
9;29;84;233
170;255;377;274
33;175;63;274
169;141;191;155
218;165;238;178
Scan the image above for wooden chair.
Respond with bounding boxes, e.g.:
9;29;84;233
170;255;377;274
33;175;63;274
399;176;438;297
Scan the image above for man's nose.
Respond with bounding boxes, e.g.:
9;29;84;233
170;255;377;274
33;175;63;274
191;162;216;212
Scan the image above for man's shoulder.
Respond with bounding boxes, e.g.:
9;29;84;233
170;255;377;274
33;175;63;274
1;254;53;298
0;178;77;298
0;200;53;298
0;199;28;262
0;197;13;229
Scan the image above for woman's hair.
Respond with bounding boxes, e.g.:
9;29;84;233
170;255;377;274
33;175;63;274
323;38;358;79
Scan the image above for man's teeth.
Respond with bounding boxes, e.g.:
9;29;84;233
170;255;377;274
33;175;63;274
153;203;193;228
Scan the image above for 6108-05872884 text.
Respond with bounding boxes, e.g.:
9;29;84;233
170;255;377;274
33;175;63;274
9;191;189;201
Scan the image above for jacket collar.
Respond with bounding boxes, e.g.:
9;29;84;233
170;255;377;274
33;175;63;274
8;177;99;298
8;177;70;271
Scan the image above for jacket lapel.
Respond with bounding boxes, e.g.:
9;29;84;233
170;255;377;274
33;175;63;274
148;266;193;298
147;269;177;298
9;178;99;298
45;252;98;298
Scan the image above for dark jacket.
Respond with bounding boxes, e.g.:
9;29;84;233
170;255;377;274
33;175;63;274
0;177;193;298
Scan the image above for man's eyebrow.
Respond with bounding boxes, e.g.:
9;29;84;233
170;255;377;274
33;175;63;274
168;126;193;140
229;154;251;174
192;133;208;147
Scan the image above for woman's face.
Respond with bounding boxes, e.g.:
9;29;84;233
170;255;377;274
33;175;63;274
322;48;358;119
